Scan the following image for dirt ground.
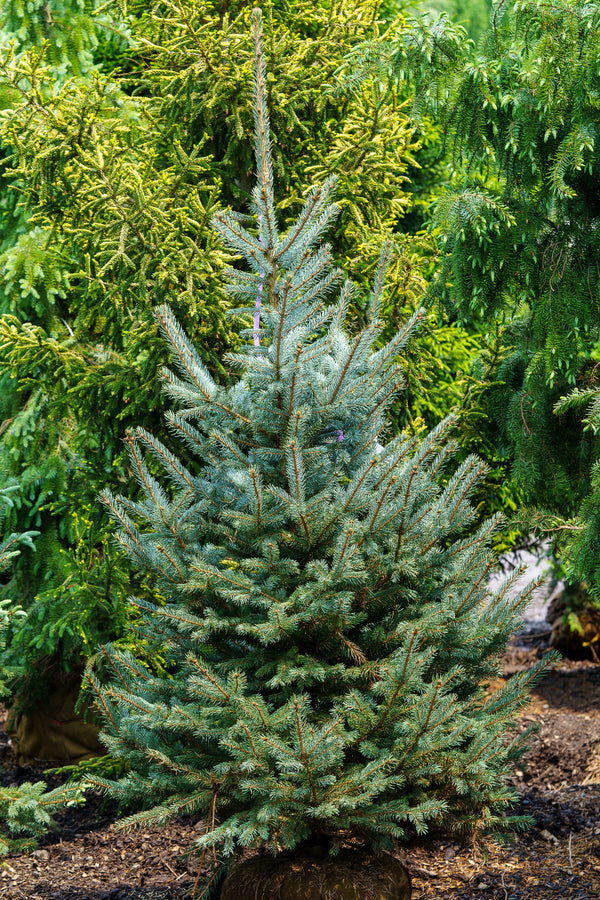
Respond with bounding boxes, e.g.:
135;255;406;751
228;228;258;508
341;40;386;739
0;635;598;900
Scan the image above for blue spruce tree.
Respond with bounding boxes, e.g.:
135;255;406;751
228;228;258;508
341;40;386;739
87;8;549;887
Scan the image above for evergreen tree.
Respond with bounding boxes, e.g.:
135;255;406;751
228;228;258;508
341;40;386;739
354;1;600;608
88;12;546;879
0;0;139;708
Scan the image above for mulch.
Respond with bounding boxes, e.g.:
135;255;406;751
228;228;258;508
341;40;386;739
0;636;598;899
408;644;600;899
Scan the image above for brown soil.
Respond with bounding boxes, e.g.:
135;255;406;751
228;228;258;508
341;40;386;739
0;635;598;900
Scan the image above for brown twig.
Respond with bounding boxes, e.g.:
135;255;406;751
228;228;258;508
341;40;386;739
568;831;574;874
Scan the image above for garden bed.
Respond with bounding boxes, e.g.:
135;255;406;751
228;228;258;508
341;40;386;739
0;635;598;900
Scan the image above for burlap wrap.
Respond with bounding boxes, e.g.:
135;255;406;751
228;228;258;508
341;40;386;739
7;679;104;765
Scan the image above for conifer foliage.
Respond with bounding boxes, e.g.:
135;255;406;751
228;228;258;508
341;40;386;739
0;486;36;590
0;488;81;854
89;10;545;868
381;0;600;609
389;2;600;515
